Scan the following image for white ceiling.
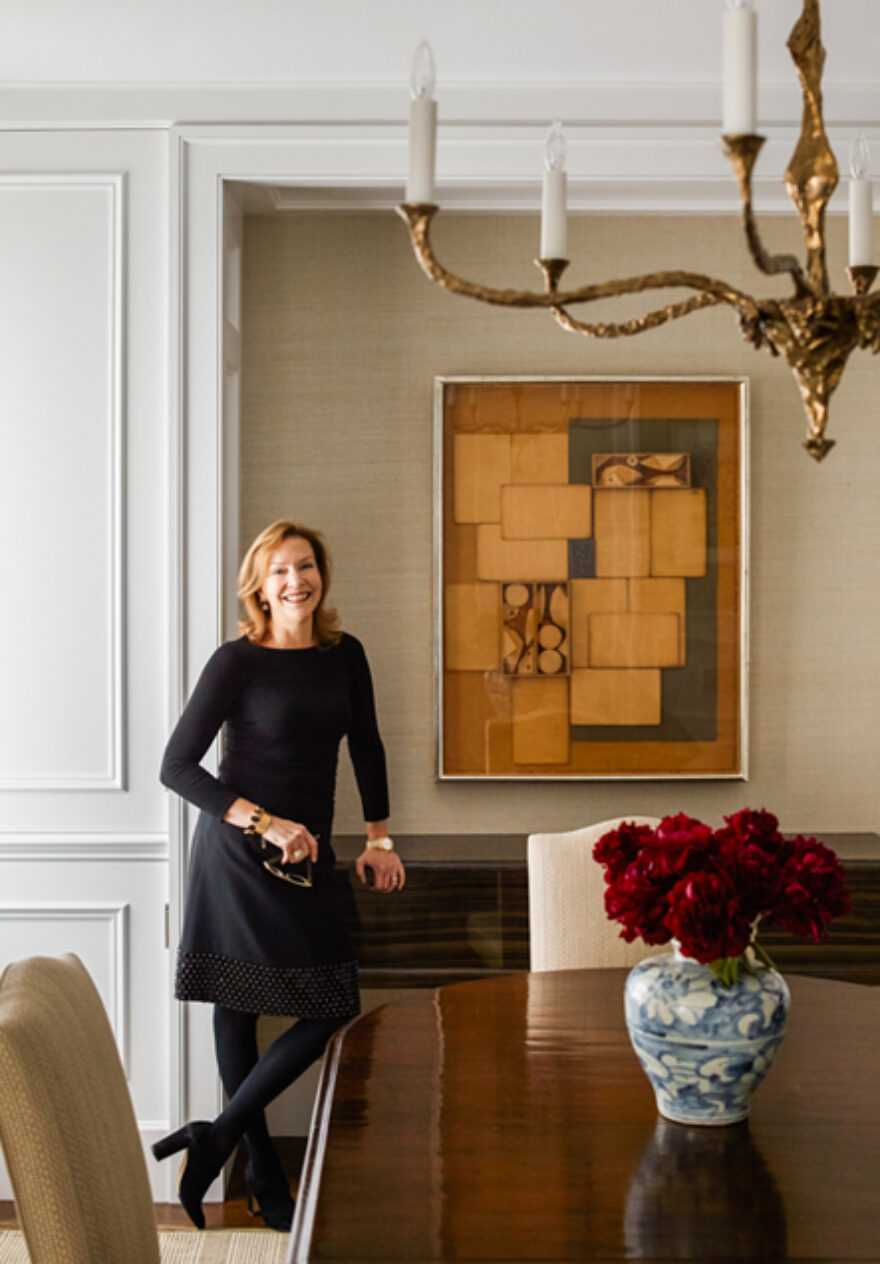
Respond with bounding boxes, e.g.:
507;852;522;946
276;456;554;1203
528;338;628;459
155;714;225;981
0;0;876;90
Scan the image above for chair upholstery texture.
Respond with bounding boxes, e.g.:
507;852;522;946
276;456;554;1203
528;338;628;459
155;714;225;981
0;953;160;1264
528;817;663;972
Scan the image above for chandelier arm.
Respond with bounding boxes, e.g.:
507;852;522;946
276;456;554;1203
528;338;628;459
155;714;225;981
722;135;810;298
740;201;810;297
549;292;723;339
397;205;759;318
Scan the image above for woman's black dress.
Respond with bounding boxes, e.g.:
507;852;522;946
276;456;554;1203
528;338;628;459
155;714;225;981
160;633;389;1020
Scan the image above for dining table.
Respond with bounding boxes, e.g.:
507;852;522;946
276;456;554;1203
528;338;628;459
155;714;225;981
287;968;880;1263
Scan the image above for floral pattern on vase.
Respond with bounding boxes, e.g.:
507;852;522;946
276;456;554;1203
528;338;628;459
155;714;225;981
624;949;790;1126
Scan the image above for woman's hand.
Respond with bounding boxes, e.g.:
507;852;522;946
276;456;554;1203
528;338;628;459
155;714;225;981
356;848;406;892
262;817;319;865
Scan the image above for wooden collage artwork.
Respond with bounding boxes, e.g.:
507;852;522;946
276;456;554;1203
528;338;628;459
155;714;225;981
441;381;744;778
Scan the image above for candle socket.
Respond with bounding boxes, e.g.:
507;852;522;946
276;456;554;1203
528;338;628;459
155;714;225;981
397;202;439;226
535;258;570;294
846;265;879;296
721;134;766;190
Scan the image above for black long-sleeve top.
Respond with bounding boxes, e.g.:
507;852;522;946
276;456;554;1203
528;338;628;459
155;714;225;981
160;633;389;834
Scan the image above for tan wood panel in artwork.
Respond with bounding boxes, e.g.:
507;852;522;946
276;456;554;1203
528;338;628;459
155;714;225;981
650;488;707;577
453;434;511;524
570;579;628;668
510;433;569;484
445;582;501;672
571;667;662;725
594;489;651;577
628;577;686;665
476;525;568;581
443;672;513;775
589;611;680;668
501;484;592;540
512;677;570;764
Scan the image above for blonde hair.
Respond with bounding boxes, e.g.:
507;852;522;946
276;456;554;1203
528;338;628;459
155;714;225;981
237;520;341;647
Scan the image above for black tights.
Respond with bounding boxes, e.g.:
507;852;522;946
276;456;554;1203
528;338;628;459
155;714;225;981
212;1006;344;1179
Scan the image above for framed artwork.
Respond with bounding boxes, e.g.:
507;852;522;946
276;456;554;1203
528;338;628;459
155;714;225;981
436;377;748;780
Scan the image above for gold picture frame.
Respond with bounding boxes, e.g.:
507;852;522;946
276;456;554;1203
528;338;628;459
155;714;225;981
436;376;748;780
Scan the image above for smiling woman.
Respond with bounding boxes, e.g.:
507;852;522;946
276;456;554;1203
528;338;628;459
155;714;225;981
154;519;404;1233
237;521;340;652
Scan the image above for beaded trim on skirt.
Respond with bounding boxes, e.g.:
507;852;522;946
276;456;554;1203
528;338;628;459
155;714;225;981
175;950;360;1019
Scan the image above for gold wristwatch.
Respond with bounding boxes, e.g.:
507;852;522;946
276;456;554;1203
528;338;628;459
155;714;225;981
366;835;394;852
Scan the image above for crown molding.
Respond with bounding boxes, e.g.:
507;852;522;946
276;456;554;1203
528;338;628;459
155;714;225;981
0;78;879;128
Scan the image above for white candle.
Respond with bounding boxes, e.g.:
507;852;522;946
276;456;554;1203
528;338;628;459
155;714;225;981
849;134;873;267
407;41;437;204
723;0;757;135
540;120;568;259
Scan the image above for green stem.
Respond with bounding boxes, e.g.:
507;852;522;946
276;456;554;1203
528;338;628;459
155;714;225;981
752;940;778;972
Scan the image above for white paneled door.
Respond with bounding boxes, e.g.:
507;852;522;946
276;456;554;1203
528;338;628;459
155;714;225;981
0;129;172;1199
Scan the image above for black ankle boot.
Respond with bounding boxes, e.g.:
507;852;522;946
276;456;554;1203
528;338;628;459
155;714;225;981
152;1121;225;1230
244;1159;295;1232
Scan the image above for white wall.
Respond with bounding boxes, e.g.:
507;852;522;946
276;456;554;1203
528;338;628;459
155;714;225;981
0;129;171;1198
0;0;878;88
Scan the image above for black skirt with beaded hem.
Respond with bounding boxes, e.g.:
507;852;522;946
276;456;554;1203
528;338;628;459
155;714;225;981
174;814;361;1020
162;634;389;1023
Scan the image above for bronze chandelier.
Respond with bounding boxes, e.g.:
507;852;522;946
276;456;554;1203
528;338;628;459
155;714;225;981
398;0;878;460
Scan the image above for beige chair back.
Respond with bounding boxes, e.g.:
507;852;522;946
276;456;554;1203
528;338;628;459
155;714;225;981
0;954;160;1264
528;817;663;971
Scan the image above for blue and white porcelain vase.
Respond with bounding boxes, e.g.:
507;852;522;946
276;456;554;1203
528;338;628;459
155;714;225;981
624;947;790;1126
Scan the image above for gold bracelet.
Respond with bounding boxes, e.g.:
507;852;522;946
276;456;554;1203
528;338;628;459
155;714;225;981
244;806;272;837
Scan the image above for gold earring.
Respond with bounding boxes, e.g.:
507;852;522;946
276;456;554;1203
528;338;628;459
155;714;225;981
259;598;270;612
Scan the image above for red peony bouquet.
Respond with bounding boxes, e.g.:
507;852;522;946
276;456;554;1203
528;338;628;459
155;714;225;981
593;809;850;985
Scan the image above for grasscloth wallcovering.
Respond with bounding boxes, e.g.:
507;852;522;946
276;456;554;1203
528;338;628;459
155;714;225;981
240;211;879;849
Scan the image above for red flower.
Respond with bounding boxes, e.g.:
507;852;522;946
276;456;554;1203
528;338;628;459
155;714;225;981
771;837;851;941
715;838;785;923
721;808;784;849
604;858;673;946
666;872;753;964
592;821;655;881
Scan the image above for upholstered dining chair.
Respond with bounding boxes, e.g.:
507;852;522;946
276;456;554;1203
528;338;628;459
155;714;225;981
0;953;161;1264
528;817;663;972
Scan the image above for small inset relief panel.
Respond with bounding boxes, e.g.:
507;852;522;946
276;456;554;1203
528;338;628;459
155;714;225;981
592;452;691;489
502;582;569;677
453;434;511;524
594;490;651;577
512;677;570;764
571;668;662;725
476;525;568;581
500;484;592;540
589;612;680;669
445;582;501;672
511;433;569;485
650;488;707;577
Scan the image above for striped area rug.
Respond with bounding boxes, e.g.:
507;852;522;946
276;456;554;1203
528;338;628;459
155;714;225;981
0;1228;288;1263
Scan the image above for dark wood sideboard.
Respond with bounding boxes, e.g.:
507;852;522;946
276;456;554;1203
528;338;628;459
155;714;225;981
332;833;880;988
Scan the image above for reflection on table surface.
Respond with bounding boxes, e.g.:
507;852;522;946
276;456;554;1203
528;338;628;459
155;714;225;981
289;969;880;1263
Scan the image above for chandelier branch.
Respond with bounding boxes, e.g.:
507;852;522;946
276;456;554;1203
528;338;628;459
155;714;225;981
549;292;724;340
397;205;759;319
722;135;809;298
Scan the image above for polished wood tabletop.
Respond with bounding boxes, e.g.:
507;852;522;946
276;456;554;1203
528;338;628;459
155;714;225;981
288;970;880;1263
